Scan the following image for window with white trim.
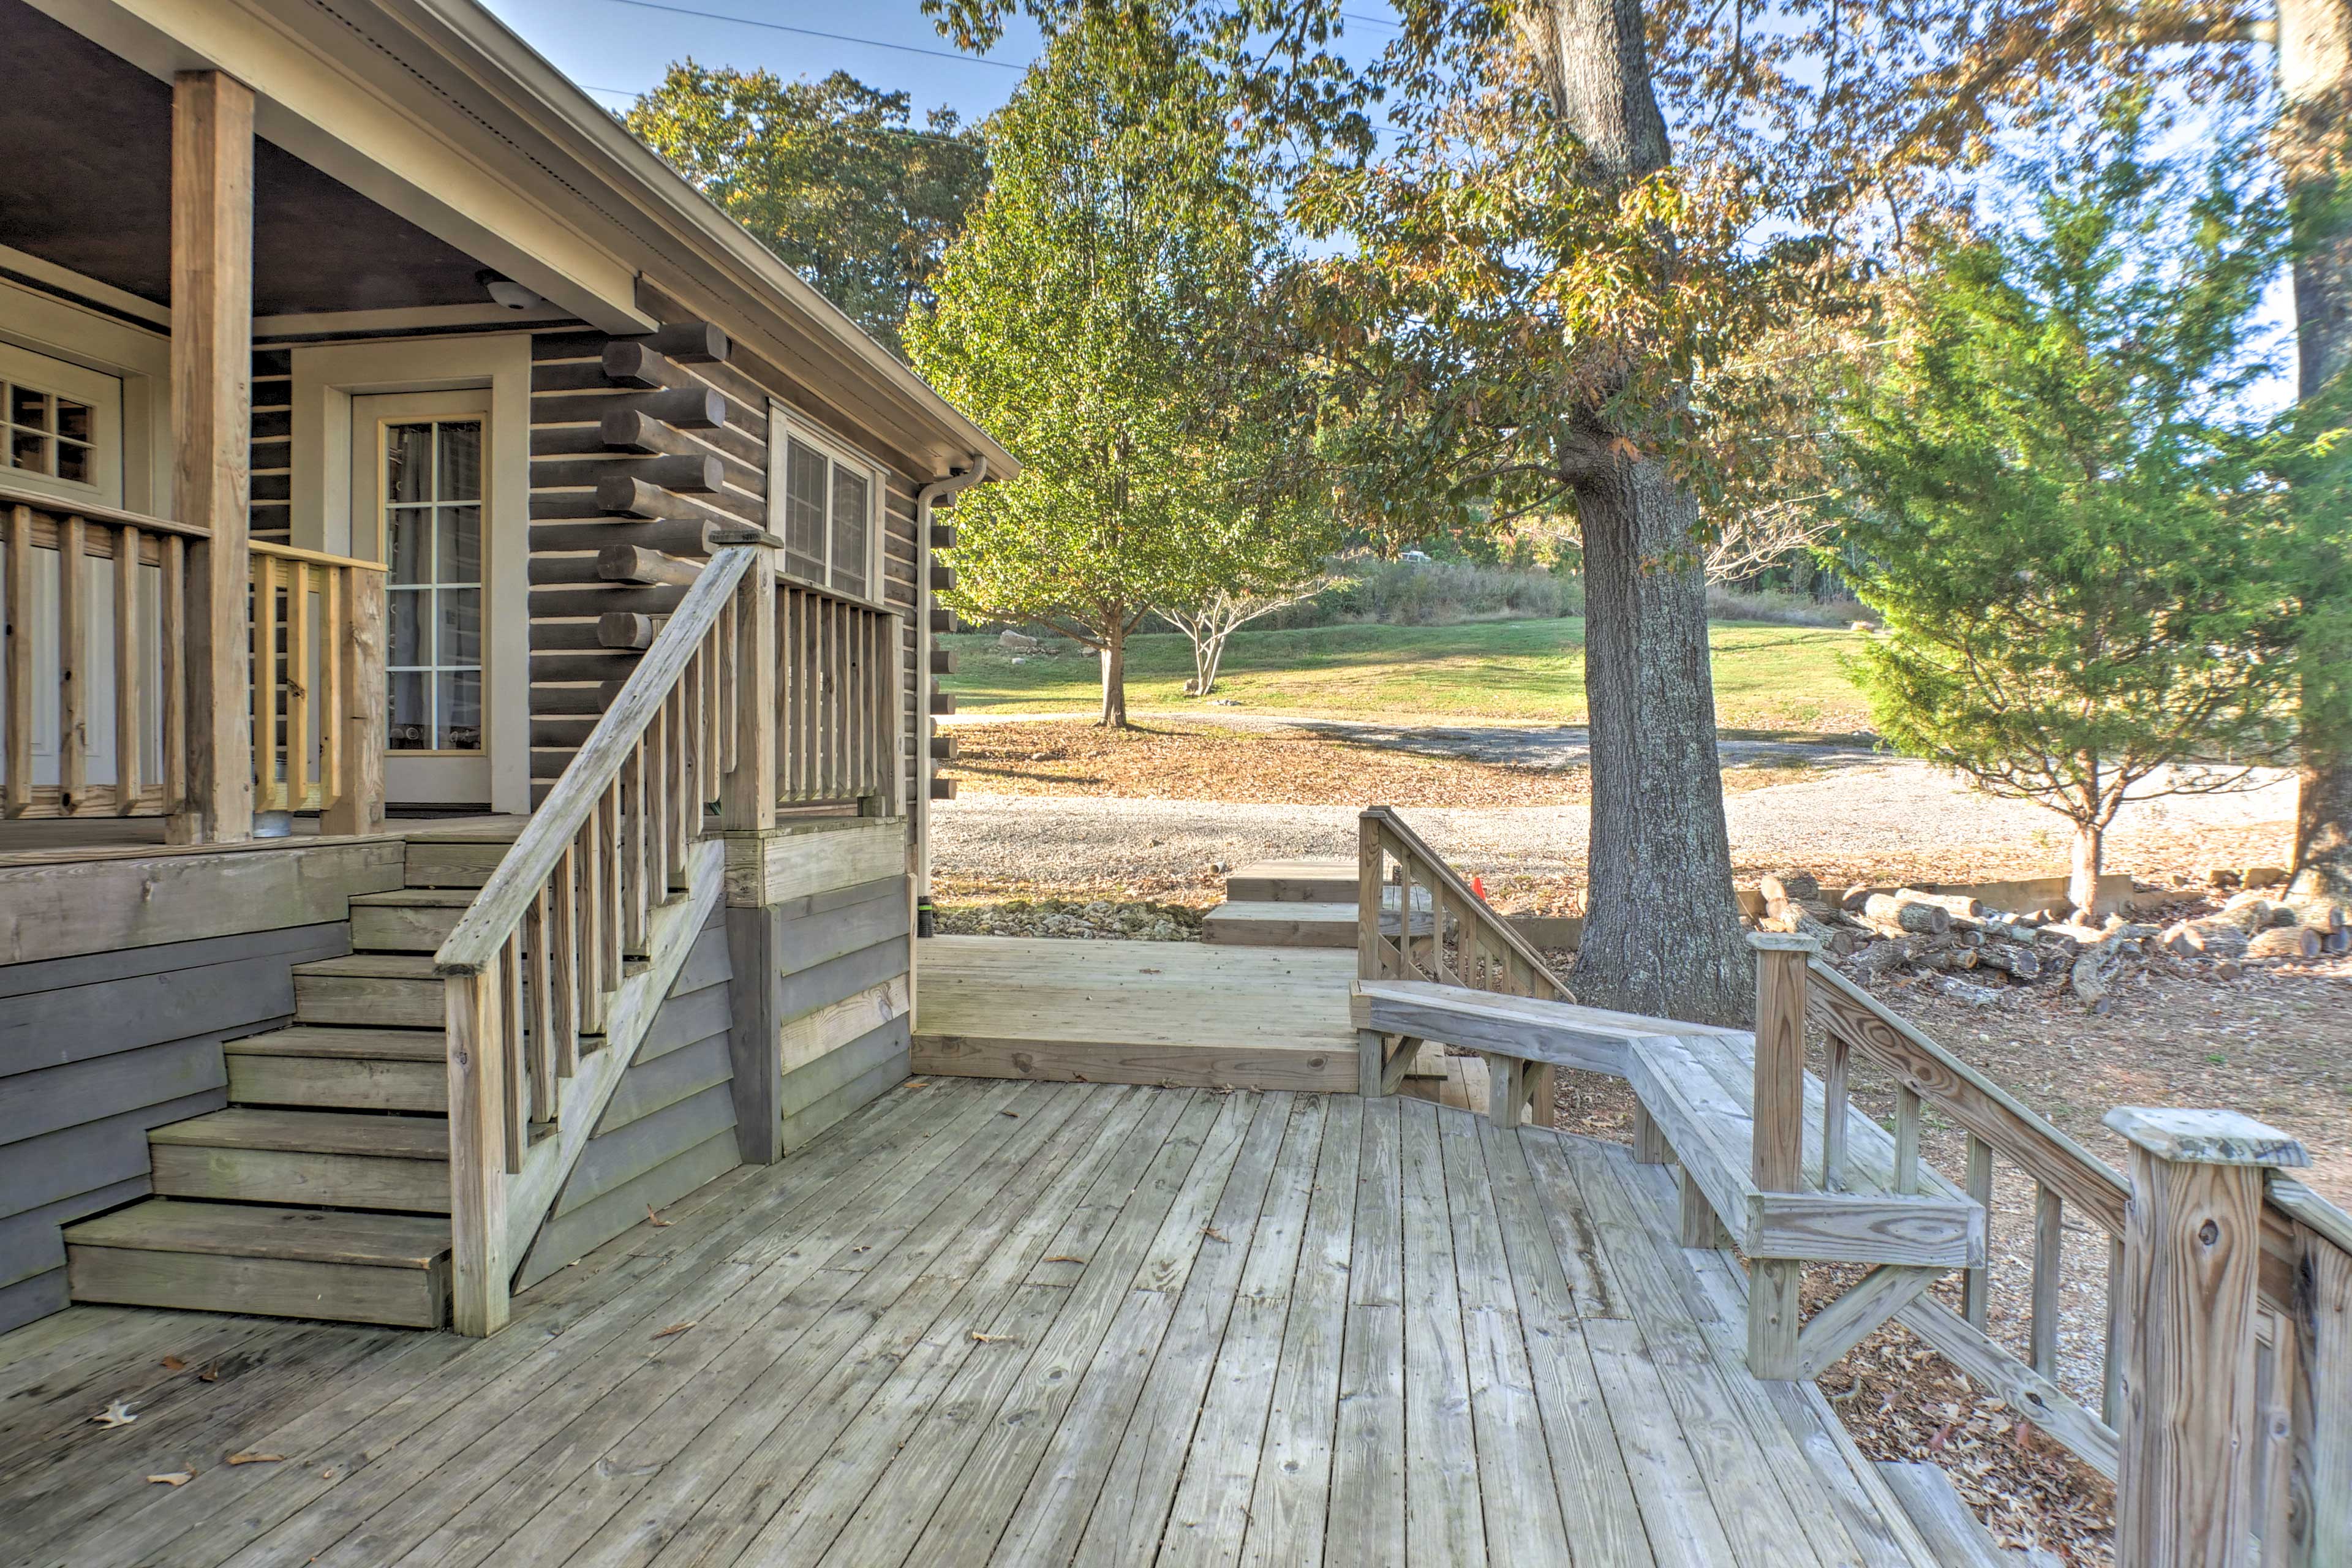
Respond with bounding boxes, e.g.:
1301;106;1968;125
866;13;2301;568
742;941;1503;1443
0;342;122;506
768;406;882;598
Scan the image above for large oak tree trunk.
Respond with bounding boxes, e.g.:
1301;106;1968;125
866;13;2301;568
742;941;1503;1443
1098;627;1129;728
1574;456;1754;1023
1520;0;1754;1022
2280;0;2352;911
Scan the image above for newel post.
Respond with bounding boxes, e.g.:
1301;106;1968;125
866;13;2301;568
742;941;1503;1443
2105;1107;2310;1568
719;552;777;833
1747;932;1819;1379
446;971;510;1335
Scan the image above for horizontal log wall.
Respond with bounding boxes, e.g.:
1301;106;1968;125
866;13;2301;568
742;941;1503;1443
249;347;292;545
514;902;738;1289
0;919;351;1333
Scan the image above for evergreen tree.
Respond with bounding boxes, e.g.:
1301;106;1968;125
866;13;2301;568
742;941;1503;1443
1834;100;2301;915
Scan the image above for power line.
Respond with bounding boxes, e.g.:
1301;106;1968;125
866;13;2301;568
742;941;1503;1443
586;0;1026;69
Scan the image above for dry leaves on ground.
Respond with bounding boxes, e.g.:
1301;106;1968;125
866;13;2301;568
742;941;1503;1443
91;1401;137;1428
145;1471;193;1487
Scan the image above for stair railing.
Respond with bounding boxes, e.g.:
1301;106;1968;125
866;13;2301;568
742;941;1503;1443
1357;805;1570;1118
1796;953;2352;1566
433;543;764;1335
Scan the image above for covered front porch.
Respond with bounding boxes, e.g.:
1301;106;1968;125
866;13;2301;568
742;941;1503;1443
0;1077;1954;1568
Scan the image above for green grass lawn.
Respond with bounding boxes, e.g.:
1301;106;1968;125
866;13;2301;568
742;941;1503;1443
940;617;1875;735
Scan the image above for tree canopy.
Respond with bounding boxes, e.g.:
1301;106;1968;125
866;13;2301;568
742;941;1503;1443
626;63;987;358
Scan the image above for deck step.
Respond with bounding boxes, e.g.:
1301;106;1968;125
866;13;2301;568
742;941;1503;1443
1202;899;1359;948
1223;857;1358;903
225;1027;447;1112
148;1108;450;1213
293;952;443;1028
1875;1462;2021;1566
349;888;476;951
64;1198;450;1328
402;839;511;889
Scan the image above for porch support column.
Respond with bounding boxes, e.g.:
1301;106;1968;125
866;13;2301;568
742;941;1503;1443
169;69;255;844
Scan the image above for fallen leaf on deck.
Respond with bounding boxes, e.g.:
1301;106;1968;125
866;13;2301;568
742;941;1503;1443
1043;1256;1085;1264
318;1464;341;1480
198;1363;219;1383
1202;1227;1228;1243
92;1401;138;1428
160;1355;187;1371
650;1321;696;1340
905;1080;931;1088
970;1332;1011;1344
646;1205;672;1228
1000;1110;1019;1117
226;1452;285;1465
1139;968;1162;974
146;1472;194;1487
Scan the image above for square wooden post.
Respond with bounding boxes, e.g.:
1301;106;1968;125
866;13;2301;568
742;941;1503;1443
320;568;385;836
168;70;254;845
719;554;776;833
445;970;510;1336
2105;1107;2311;1568
1747;932;1820;1379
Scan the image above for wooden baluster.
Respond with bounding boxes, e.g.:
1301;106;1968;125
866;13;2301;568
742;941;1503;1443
58;515;86;812
2291;1221;2352;1562
780;586;797;799
524;886;556;1123
624;737;651;951
445;970;508;1336
2030;1183;2064;1378
6;507;33;815
113;524;143;811
1356;814;1387;1098
319;565;345;816
1894;1085;1923;1196
1822;1028;1850;1193
2103;1231;2124;1427
598;790;625;1012
1966;1134;1995;1329
646;705;671;899
160;533;185;815
1748;932;1819;1379
678;652;701;820
287;562;314;807
549;840;581;1074
667;684;690;870
701;624;722;803
717;592;739;777
251;549;278;811
499;932;527;1173
2106;1107;2309;1568
576;816;608;1036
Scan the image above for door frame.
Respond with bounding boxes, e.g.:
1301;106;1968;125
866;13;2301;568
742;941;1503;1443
288;334;532;813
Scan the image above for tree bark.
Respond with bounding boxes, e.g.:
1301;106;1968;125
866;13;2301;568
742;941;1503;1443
1518;0;1753;1023
2280;0;2352;913
1099;625;1129;728
2071;820;2105;920
1573;456;1755;1023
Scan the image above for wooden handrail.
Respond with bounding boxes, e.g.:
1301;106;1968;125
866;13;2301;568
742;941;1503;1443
1358;805;1569;1000
436;546;756;976
249;538;389;573
0;481;210;540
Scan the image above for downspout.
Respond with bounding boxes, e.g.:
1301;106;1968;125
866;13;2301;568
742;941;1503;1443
914;456;987;937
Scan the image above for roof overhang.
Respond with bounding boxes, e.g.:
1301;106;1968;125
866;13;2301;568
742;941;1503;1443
23;0;1017;481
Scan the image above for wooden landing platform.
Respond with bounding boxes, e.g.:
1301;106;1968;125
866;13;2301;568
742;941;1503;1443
911;935;1360;1090
0;1080;1950;1567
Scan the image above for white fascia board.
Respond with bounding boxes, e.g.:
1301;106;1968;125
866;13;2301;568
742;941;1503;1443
29;0;655;334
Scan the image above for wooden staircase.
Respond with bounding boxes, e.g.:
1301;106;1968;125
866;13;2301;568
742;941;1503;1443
61;830;522;1330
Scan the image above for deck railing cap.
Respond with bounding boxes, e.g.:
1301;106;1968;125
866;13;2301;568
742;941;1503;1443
2103;1107;2310;1168
1746;932;1823;954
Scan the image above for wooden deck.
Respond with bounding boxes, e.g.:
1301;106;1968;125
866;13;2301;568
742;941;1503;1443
911;935;1360;1090
0;1078;1943;1568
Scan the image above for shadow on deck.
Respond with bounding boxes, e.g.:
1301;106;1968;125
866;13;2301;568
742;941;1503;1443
0;1079;1943;1567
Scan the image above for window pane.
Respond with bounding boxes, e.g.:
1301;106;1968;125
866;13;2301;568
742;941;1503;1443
440;668;482;752
386;508;429;586
388;587;428;665
437;421;483;501
9;385;48;430
55;441;89;484
784;438;827;581
435;506;481;585
54;400;90;443
829;464;870;594
437;588;481;666
385;423;434;504
388;669;431;750
9;431;49;475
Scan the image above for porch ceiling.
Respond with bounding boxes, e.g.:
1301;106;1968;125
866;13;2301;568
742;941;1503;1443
0;0;492;319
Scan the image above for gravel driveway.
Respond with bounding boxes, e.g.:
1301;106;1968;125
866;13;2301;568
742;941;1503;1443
933;756;2299;889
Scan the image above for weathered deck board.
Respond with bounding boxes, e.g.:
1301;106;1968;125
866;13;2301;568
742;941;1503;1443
0;1079;1947;1568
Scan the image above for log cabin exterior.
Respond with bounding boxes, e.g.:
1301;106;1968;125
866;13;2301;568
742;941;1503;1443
1;4;2347;1565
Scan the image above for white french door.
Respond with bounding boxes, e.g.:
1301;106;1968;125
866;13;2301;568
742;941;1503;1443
352;392;491;805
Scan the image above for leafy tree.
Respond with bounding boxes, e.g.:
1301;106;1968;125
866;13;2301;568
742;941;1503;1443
1834;103;2300;916
906;14;1302;726
626;64;986;357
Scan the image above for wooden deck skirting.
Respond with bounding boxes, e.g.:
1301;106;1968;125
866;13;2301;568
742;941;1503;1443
0;1079;1949;1568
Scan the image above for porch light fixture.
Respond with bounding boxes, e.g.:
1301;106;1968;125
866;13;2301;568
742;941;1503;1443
477;270;542;311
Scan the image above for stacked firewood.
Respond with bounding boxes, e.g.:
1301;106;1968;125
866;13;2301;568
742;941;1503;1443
1746;872;2347;1009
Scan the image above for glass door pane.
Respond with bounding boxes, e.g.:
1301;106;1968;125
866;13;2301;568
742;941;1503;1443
383;418;484;752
